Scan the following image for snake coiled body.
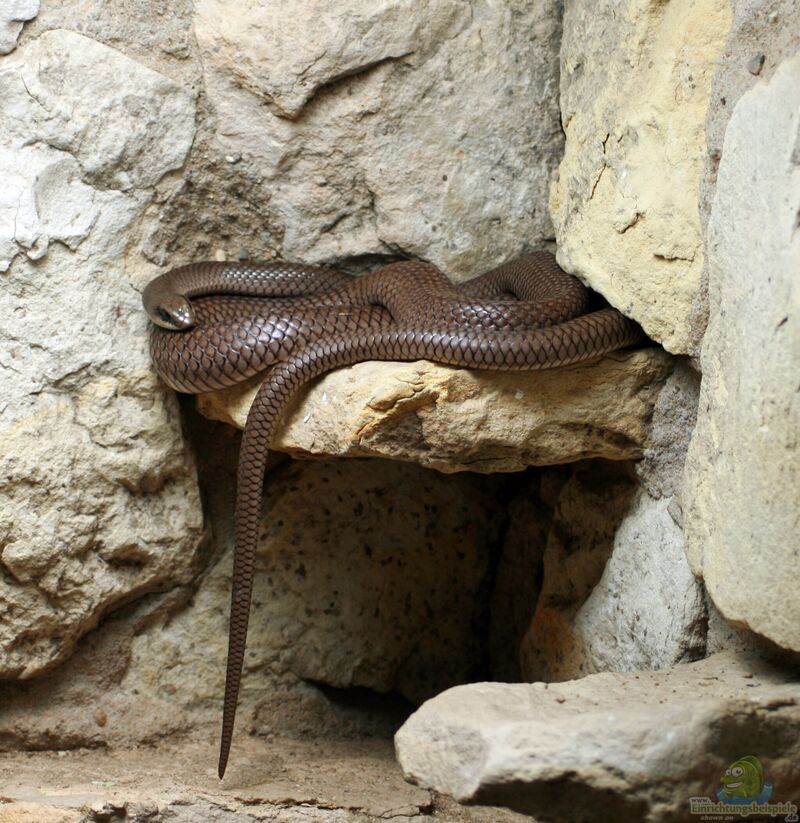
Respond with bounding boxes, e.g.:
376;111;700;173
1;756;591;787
142;253;644;777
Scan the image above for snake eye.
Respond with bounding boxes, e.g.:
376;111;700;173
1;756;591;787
150;300;194;329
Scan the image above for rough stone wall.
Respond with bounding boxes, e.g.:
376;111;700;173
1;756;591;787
189;0;564;275
539;0;800;671
0;0;569;747
682;49;800;652
0;0;798;795
0;27;203;681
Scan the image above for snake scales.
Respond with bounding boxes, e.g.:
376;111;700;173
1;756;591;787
142;252;644;777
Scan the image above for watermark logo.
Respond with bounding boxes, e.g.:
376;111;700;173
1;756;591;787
718;755;772;804
689;755;798;820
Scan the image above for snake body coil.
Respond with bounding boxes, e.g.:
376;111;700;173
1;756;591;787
143;253;644;777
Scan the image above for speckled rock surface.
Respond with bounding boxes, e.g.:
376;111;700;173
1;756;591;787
197;349;673;473
122;457;505;709
682;51;800;652
550;0;731;354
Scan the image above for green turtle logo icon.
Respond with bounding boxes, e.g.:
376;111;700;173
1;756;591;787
718;755;772;803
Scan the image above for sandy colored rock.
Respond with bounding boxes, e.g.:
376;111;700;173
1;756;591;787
521;464;705;681
395;652;800;822
0;805;80;823
0;31;202;679
0;736;533;823
682;52;800;652
191;0;563;276
197;349;673;473
550;0;731;353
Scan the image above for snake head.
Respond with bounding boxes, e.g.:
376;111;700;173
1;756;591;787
145;294;196;330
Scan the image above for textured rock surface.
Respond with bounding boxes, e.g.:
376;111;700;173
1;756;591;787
192;0;563;275
636;360;700;500
0;0;38;54
0;30;202;678
521;464;705;681
198;349;673;473
2;8;796;823
0;737;533;823
550;0;731;353
699;1;800;226
682;52;800;652
122;455;505;709
396;652;800;822
0;587;201;752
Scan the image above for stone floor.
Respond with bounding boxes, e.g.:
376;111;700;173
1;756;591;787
0;735;535;822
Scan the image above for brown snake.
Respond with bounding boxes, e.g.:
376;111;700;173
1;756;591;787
142;252;644;777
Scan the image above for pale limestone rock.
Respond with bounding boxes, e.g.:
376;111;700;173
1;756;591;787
0;33;201;678
197;349;673;473
0;147;100;266
682;52;800;652
395;652;800;822
0;370;203;679
521;465;705;682
123;458;504;708
7;30;195;190
0;30;196;268
191;0;563;276
0;0;38;54
550;0;732;353
194;0;467;118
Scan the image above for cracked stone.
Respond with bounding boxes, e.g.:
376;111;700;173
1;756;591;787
550;0;732;353
195;0;468;119
521;465;706;682
0;30;201;679
6;29;196;190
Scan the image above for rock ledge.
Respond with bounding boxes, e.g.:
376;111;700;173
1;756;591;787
197;349;672;473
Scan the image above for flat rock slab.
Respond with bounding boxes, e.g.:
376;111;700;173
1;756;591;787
197;349;672;473
395;652;800;822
